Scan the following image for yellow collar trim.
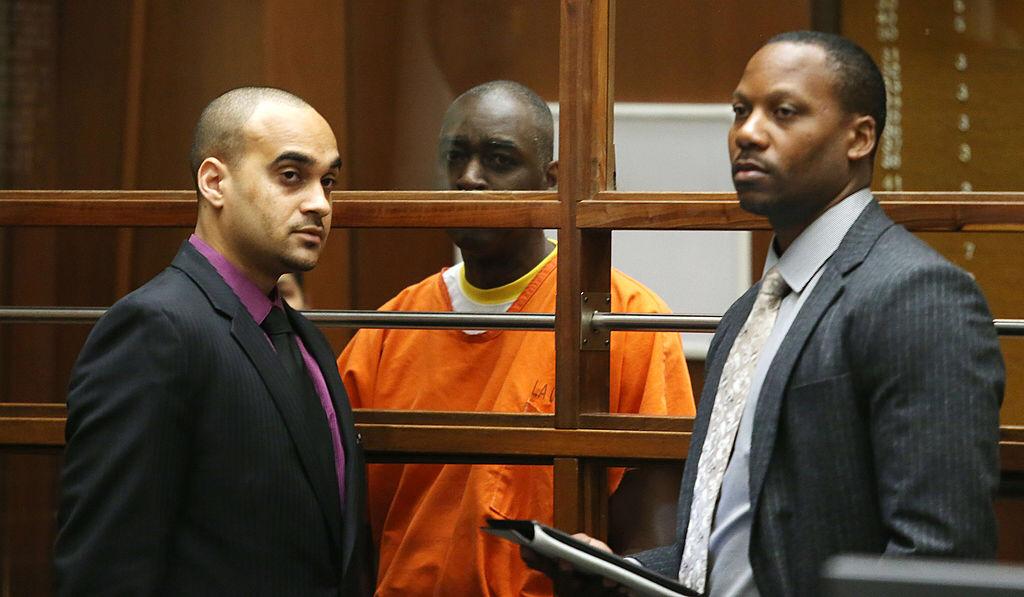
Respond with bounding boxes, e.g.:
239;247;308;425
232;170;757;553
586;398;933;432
460;240;557;305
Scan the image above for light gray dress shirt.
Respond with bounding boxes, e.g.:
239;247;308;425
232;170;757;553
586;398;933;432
703;189;874;596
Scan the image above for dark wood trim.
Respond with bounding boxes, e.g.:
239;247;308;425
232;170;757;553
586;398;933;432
0;190;560;228
578;413;693;432
334;194;560;228
359;423;689;460
8;191;1022;232
3;405;1021;471
578;191;1024;230
554;458;582;530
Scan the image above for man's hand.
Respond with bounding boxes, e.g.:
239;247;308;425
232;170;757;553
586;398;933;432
520;533;635;596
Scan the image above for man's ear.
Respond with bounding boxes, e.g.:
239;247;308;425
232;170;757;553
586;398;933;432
545;160;558;189
197;157;229;208
847;115;877;162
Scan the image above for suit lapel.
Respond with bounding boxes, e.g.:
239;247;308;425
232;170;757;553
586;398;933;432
291;309;362;573
171;243;344;560
747;201;895;515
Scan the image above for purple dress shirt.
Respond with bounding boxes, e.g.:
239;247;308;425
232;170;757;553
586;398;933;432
189;235;346;508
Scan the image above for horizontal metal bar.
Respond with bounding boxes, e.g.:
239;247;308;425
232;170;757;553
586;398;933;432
0;307;556;330
2;307;1023;336
304;310;554;330
591;313;721;332
994;319;1024;336
0;307;107;324
591;312;1024;337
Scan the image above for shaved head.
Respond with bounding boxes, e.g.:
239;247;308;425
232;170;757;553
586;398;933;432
444;80;554;166
189;87;310;189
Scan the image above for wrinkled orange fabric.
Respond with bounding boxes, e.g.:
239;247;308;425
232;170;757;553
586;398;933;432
338;258;695;596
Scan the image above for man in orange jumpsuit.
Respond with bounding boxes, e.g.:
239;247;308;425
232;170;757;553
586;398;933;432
338;80;696;596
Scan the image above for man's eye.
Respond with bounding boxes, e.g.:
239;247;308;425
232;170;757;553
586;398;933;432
445;150;467;164
321;176;337;190
281;170;301;183
486;154;516;170
775;106;797;118
731;104;749;119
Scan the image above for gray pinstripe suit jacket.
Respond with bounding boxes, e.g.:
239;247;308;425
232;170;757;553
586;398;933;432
633;200;1005;596
57;242;374;596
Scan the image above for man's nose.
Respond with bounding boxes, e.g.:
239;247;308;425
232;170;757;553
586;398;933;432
456;158;488;191
303;184;332;218
733;111;769;150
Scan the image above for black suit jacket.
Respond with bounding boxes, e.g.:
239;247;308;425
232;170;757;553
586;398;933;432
634;200;1005;596
56;242;374;596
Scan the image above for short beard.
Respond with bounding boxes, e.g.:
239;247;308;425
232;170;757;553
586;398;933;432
282;254;319;273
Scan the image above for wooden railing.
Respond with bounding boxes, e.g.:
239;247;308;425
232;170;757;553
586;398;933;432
3;190;1024;231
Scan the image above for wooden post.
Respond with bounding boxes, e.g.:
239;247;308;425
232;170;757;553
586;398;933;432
553;457;610;539
554;0;615;536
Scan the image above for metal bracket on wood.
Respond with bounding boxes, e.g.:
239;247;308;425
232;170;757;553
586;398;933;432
580;291;611;351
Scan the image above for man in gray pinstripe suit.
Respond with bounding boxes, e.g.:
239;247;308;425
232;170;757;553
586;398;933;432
532;31;1004;597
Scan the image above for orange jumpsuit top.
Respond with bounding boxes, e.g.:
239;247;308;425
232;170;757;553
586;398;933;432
338;257;695;596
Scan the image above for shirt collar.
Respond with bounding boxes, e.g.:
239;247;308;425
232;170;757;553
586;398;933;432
763;187;873;293
189;234;279;324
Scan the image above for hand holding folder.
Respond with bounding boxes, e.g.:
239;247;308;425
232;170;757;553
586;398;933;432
483;518;699;597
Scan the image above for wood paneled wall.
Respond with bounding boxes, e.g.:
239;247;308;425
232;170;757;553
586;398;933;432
842;0;1024;424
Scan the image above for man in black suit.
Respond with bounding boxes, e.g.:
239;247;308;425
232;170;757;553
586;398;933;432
56;87;373;596
532;31;1004;597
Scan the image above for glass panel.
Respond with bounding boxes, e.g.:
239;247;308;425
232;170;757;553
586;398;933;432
916;232;1024;425
615;0;809;105
607;463;682;554
347;0;559;192
997;497;1024;561
340;227;557;413
0;450;61;595
844;0;1024;425
363;461;556;594
551;94;744;414
844;0;1024;193
607;229;755;413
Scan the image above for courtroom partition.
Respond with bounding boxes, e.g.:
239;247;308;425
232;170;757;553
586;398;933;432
3;2;1024;594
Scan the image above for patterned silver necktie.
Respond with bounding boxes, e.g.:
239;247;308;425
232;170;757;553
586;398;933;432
679;267;789;594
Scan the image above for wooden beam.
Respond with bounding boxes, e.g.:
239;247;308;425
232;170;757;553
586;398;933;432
552;0;615;545
6;190;1022;231
577;191;1024;230
551;458;608;538
578;413;693;432
556;0;614;429
4;405;1021;470
359;424;688;461
554;458;583;531
0;190;560;228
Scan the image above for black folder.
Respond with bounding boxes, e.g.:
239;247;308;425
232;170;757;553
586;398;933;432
482;518;699;596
